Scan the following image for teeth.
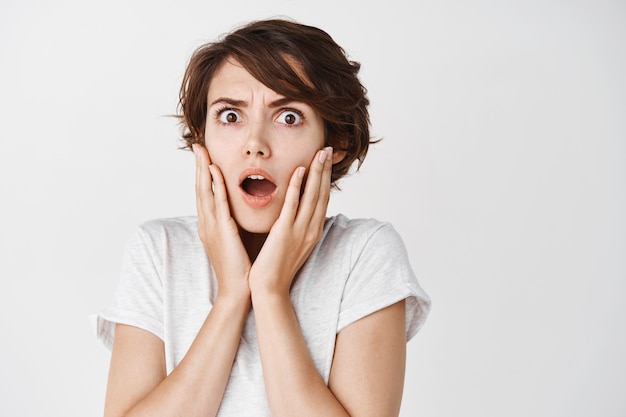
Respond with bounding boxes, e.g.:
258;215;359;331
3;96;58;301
247;175;265;180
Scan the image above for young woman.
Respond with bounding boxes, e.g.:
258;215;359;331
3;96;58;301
94;18;431;417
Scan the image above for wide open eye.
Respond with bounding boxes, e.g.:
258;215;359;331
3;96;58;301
218;108;242;124
276;109;303;126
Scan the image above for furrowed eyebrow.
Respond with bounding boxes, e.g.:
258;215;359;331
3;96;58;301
267;97;298;108
208;97;300;108
209;97;247;107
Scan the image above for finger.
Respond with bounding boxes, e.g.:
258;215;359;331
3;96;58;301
278;165;306;223
208;164;231;221
193;144;215;221
296;147;330;224
310;147;333;226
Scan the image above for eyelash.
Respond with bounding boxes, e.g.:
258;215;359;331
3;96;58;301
278;108;305;127
214;106;239;125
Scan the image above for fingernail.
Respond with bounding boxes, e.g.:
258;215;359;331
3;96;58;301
325;146;333;161
297;166;305;178
318;149;327;163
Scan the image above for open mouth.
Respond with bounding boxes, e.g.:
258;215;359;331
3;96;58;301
240;174;277;197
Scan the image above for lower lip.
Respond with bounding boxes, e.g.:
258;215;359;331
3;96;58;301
240;188;276;208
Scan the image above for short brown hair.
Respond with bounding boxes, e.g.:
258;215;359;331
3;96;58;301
177;18;373;185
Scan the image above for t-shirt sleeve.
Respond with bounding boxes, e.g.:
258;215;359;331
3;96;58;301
92;224;165;350
337;222;431;341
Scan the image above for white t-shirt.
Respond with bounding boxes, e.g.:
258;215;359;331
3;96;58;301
93;214;431;416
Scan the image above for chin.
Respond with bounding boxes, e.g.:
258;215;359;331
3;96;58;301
234;213;275;235
238;223;272;234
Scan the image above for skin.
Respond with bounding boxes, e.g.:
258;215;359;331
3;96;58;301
103;58;407;417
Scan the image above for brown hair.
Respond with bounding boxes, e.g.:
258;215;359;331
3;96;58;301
177;18;374;185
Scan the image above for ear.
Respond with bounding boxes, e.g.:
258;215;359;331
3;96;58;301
331;149;347;164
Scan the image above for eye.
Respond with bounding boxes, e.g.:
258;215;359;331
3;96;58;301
217;108;241;124
276;109;303;126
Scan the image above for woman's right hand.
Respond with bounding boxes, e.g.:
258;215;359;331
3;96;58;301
193;143;251;302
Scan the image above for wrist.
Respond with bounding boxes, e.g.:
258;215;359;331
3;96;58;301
250;282;290;307
215;287;252;311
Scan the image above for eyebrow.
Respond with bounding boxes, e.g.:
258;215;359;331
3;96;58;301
209;97;299;108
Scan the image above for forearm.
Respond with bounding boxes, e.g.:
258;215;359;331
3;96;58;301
251;291;350;417
119;295;251;417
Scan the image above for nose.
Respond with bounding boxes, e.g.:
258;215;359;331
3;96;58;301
243;123;270;158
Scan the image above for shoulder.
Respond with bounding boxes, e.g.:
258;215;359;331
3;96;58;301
132;216;199;243
136;215;198;234
324;214;405;252
123;216;201;262
320;214;431;339
119;216;206;287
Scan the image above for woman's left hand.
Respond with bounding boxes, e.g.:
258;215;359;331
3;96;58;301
248;146;333;297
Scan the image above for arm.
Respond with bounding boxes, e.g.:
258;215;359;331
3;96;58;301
251;295;407;417
249;147;408;416
104;296;250;417
328;300;407;417
251;292;348;416
103;144;253;417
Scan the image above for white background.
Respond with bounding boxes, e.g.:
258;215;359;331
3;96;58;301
1;1;625;416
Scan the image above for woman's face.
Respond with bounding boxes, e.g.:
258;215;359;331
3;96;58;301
203;58;326;234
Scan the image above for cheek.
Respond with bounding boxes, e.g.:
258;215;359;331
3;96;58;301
204;140;228;166
298;143;323;167
280;152;316;179
292;132;325;164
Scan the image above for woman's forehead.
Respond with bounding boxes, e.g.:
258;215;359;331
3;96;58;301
207;59;283;101
207;56;313;104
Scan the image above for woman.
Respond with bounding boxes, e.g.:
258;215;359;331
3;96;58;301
95;18;431;417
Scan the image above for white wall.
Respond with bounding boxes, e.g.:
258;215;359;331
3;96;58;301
1;1;624;416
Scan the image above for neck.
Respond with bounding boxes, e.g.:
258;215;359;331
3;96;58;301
238;227;268;263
